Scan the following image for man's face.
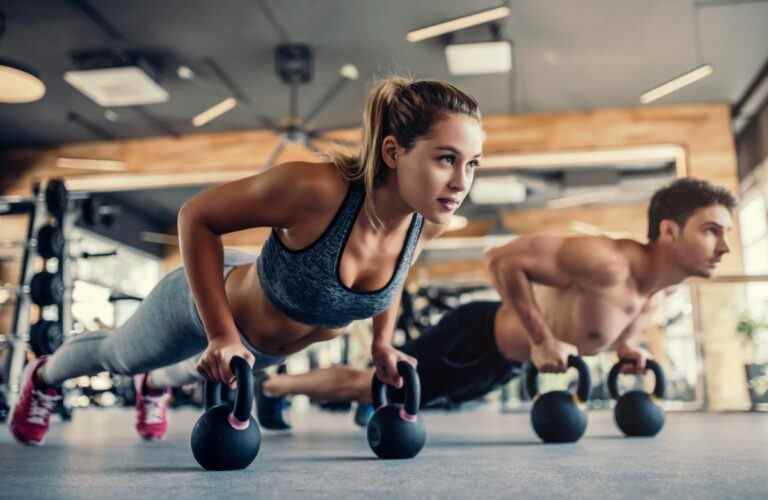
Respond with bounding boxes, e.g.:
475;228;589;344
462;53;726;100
670;204;733;278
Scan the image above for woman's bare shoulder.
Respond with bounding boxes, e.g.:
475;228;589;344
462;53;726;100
272;161;350;212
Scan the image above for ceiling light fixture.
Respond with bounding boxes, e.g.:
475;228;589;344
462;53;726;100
177;65;194;80
445;41;512;75
192;97;238;127
640;64;714;104
406;6;510;43
0;58;46;103
340;64;359;80
640;4;713;104
64;66;169;107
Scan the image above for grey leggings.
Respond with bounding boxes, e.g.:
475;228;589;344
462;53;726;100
41;250;285;387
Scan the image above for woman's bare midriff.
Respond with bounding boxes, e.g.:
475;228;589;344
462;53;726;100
224;263;345;356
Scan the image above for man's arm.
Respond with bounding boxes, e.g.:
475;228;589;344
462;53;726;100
611;295;660;373
611;303;654;350
486;234;628;342
485;234;629;371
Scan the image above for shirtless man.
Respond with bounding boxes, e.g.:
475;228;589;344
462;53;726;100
257;178;735;422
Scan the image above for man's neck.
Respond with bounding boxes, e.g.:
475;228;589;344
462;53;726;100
634;242;690;295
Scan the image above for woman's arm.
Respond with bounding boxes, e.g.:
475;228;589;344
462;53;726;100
370;219;448;386
179;162;343;383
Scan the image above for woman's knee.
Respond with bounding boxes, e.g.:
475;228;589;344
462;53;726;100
96;336;137;375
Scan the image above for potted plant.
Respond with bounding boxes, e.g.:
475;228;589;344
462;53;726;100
737;314;768;411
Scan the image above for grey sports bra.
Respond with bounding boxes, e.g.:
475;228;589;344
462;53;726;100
257;181;424;328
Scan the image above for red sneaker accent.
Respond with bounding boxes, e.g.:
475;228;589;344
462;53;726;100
10;356;62;446
134;373;170;441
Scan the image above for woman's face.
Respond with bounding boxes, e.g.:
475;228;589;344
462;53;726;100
388;113;483;224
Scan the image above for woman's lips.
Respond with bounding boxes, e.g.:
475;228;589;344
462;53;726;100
437;198;459;211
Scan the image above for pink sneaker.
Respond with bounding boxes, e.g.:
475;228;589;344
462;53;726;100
10;356;62;445
134;373;170;440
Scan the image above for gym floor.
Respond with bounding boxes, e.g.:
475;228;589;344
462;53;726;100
1;406;766;499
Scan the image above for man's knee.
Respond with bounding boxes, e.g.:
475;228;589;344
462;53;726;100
353;368;374;403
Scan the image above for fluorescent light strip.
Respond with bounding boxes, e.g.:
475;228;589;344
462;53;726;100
425;234;516;251
481;145;686;172
64;168;267;192
140;231;179;246
546;192;608;209
406;6;510;42
192;97;238;127
640;64;714;104
57;157;127;172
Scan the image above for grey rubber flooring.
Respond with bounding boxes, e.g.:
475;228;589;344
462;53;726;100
1;406;766;499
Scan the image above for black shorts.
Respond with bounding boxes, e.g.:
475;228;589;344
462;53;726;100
393;301;522;407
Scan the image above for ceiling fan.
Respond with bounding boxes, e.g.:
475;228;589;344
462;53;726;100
187;0;364;168
186;41;362;169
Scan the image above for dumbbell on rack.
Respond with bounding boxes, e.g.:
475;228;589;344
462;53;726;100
8;178;120;229
1;270;65;358
2;177;123;411
0;271;64;307
0;225;65;260
2;179;65;411
29;320;63;357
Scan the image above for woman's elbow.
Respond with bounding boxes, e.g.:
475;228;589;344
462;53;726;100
177;201;211;237
177;202;195;229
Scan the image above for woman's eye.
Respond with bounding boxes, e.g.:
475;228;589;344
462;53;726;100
439;155;456;166
468;160;480;169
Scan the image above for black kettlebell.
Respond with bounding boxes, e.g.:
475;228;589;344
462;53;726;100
526;355;592;443
608;358;666;437
367;361;426;459
191;356;261;470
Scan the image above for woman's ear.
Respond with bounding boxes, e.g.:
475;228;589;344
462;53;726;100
381;135;400;170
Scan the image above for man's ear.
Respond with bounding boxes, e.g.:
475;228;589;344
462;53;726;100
659;219;680;241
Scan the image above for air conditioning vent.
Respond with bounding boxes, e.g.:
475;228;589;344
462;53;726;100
64;66;169;107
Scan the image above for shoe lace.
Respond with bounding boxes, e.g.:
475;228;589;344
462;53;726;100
28;390;61;426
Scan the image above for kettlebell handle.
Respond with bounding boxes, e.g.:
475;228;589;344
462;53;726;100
526;355;591;403
607;358;666;400
202;356;254;424
371;361;421;417
204;381;230;409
